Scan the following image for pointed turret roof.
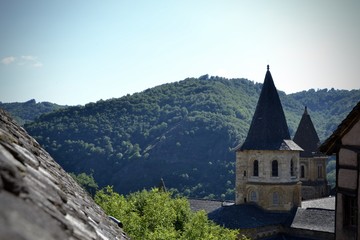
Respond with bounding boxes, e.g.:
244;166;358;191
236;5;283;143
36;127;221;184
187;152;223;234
240;65;300;151
293;107;321;157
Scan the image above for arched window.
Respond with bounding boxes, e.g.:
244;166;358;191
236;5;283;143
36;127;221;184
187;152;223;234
253;160;259;176
273;192;280;205
290;159;295;176
272;160;278;177
300;165;305;178
250;191;258;202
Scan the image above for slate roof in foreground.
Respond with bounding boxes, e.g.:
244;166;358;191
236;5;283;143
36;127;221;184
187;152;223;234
0;109;129;240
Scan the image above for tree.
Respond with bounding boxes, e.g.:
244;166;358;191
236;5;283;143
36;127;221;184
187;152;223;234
94;187;246;240
70;172;99;197
23;76;360;199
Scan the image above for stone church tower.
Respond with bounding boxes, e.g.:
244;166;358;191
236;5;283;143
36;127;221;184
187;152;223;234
235;65;302;211
293;107;329;200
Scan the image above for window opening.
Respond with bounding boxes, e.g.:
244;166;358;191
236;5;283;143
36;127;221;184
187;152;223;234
273;192;279;205
301;165;305;178
253;160;259;176
344;195;358;228
250;191;258;202
272;160;278;177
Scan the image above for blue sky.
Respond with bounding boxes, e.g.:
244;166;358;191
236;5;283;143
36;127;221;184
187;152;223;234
1;0;359;105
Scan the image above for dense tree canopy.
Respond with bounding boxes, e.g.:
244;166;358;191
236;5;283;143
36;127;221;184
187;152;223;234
94;187;246;240
69;172;99;196
16;76;360;198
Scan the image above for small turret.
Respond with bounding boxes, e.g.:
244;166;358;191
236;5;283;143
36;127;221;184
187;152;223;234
293;107;321;157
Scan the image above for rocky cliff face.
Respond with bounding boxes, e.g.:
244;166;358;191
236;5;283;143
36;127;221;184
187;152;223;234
0;109;129;240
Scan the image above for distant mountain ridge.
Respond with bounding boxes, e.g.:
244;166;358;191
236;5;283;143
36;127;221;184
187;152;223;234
0;99;66;125
7;77;360;199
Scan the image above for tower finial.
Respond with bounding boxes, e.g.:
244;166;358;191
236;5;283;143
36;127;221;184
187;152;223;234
304;106;308;115
267;65;270;71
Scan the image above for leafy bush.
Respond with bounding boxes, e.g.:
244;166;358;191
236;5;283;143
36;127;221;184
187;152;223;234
95;187;247;240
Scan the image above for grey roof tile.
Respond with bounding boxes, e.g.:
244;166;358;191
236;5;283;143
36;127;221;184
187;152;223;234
290;208;335;233
207;203;294;229
281;140;303;151
301;196;335;210
189;198;335;235
0;109;129;240
188;199;224;213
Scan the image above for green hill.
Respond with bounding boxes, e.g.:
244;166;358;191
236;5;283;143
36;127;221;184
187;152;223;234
24;77;360;199
0;99;66;125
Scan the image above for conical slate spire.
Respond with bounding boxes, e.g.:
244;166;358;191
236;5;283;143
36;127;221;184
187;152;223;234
293;107;321;157
241;66;291;150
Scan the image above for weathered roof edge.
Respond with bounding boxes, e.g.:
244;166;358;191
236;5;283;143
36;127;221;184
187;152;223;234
0;108;130;240
233;139;302;152
319;101;360;155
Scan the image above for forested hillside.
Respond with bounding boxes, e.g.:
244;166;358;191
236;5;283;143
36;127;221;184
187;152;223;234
0;99;66;125
289;88;360;141
24;76;360;199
